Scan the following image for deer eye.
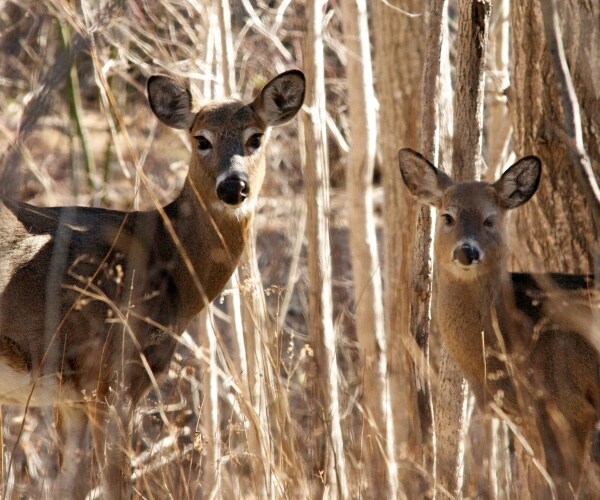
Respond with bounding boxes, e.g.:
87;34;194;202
196;135;212;151
246;133;263;151
483;215;496;228
441;213;455;226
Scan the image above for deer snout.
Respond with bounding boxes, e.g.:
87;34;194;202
452;242;481;266
216;173;250;206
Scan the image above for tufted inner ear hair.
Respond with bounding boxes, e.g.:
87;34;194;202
251;70;306;127
147;75;195;130
494;156;542;209
398;148;453;207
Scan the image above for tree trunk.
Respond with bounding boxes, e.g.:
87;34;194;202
199;309;222;497
484;0;511;180
435;1;492;497
509;0;600;275
340;0;397;497
452;0;492;181
302;1;348;497
414;0;452;489
216;0;235;96
509;0;600;494
371;2;426;494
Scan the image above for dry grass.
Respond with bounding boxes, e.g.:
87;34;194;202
1;1;598;499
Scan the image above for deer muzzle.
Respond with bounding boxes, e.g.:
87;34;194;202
216;173;250;206
452;242;481;266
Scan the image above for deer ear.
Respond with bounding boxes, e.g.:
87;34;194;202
147;75;195;130
251;70;306;126
398;148;452;206
494;156;541;209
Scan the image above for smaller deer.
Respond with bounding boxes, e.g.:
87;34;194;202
399;148;599;495
0;70;305;499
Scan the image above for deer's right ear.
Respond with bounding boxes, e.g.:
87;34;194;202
398;148;452;206
147;75;195;130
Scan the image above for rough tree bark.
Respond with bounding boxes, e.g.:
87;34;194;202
509;0;600;275
340;0;397;497
413;0;451;491
302;1;348;497
452;0;492;181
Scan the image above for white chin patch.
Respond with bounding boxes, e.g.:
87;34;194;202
211;198;256;220
449;261;482;280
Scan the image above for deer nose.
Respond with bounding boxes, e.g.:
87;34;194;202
216;173;250;205
453;243;480;266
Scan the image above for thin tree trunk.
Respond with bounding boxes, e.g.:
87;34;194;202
452;0;492;181
484;0;511;180
216;0;235;96
340;0;396;496
371;2;426;495
435;1;491;497
302;1;348;497
414;0;449;487
237;235;274;498
198;14;222;498
199;308;222;498
484;3;513;496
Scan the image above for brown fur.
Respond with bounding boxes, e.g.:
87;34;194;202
0;70;305;499
400;147;600;495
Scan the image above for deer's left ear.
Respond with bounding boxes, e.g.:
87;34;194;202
251;70;306;126
494;156;542;209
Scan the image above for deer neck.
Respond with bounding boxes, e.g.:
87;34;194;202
165;178;253;323
434;264;521;404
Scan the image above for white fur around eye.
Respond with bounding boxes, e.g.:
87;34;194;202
243;127;264;153
194;129;215;156
243;127;262;143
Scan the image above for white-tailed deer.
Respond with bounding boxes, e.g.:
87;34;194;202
0;70;305;499
399;148;599;495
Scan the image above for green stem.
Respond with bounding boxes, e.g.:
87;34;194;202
59;19;96;194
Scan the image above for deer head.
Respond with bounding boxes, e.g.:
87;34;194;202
399;148;541;280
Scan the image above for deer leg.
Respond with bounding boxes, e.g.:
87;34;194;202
536;401;589;497
55;405;91;500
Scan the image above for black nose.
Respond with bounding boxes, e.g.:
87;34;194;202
216;173;250;205
453;243;480;266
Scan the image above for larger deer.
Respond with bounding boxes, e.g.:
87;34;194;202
0;70;305;499
399;148;599;496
